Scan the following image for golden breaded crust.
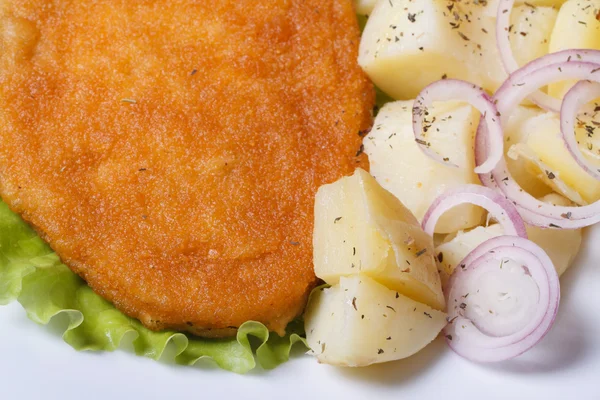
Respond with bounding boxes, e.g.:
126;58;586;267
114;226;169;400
0;0;373;337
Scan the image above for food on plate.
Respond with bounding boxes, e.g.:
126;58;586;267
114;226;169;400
503;106;554;197
548;0;600;99
358;0;556;99
2;0;600;375
443;235;560;362
363;101;484;234
313;168;445;310
436;193;582;282
0;0;373;339
305;276;446;367
508;110;600;205
420;185;560;362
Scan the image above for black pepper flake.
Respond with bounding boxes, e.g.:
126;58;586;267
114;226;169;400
445;334;453;341
416;248;427;257
442;74;448;79
334;217;342;223
423;312;432;318
395;292;400;299
546;170;556;180
386;336;392;340
290;241;300;246
138;168;147;172
361;314;365;319
592;67;600;74
519;31;528;36
378;349;384;354
437;252;444;263
408;13;417;22
459;302;467;309
457;32;470;41
549;223;562;228
561;212;572;219
356;144;365;157
353;247;356;256
386;306;396;312
186;321;194;327
191;69;198;76
352;297;358;310
358;128;371;137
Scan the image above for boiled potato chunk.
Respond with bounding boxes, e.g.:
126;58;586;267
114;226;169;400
314;168;445;310
512;112;600;204
503;106;553;198
508;6;558;68
358;0;557;99
305;276;447;367
435;193;582;281
363;100;484;234
549;0;600;99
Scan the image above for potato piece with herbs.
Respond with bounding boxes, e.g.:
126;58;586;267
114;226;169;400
435;193;582;282
313;168;445;310
363;100;484;234
548;0;600;99
358;0;557;99
508;110;600;205
305;276;447;367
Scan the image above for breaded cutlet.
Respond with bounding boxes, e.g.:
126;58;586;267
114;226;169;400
0;0;374;337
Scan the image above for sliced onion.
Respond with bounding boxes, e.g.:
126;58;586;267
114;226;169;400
496;0;519;75
560;80;600;180
477;60;600;228
444;236;560;363
496;0;600;113
421;184;527;238
413;80;504;174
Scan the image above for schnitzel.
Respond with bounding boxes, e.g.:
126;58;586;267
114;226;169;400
0;0;373;337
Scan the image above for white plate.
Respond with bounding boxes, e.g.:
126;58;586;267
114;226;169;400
1;226;600;400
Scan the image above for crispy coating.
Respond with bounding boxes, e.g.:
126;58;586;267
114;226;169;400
0;0;373;336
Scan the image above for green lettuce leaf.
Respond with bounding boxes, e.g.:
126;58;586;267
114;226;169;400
0;201;307;373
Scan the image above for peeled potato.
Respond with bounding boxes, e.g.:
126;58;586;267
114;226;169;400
435;193;582;282
358;0;557;99
313;168;445;310
363;100;484;234
514;112;600;204
548;0;600;99
305;276;447;367
503;106;553;198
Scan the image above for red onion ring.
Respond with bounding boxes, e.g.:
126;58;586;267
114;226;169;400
421;184;527;238
477;60;600;228
496;0;600;112
496;0;520;75
413;80;504;174
444;236;560;363
560;80;600;180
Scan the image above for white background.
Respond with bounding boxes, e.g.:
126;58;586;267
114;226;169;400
2;226;600;400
